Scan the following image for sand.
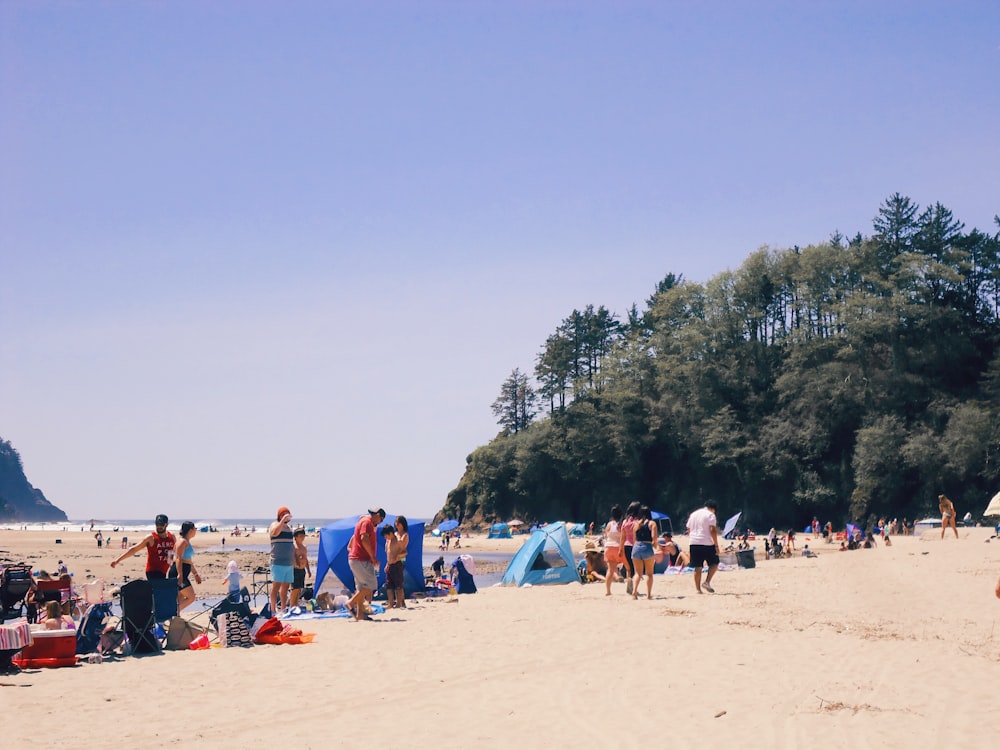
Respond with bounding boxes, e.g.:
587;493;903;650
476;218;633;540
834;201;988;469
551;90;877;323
3;526;1000;749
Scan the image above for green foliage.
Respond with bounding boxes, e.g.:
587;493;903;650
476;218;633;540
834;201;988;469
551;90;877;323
0;437;68;522
447;197;1000;529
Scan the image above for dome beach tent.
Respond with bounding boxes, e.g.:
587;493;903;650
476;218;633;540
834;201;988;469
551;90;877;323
500;522;580;586
314;515;426;597
488;522;512;539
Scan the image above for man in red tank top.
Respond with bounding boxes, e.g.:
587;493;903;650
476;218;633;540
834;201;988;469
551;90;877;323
110;514;177;579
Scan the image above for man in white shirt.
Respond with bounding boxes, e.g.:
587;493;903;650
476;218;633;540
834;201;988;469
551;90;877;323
686;502;720;594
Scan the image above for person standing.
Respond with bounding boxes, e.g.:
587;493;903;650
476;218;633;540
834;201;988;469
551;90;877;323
289;526;312;608
621;501;641;595
630;506;658;600
939;494;959;539
269;507;295;615
603;505;624;596
687;501;721;594
110;514;176;580
172;521;202;612
388;515;409;609
346;507;384;621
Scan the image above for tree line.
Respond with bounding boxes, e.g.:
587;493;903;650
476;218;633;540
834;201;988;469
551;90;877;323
445;194;1000;531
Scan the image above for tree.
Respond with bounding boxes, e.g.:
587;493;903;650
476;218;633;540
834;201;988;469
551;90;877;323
491;368;537;435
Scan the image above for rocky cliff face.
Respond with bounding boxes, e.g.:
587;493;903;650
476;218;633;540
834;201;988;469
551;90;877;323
0;437;68;522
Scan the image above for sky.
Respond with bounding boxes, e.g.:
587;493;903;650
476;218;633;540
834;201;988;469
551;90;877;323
1;1;998;522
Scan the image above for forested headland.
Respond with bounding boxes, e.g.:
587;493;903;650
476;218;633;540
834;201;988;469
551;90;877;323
441;195;1000;532
0;437;68;522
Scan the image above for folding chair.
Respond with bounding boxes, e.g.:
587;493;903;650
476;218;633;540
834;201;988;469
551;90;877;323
76;602;115;655
1;564;33;622
118;579;160;655
150;578;179;623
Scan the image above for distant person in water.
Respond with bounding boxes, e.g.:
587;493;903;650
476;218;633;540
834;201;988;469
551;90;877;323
110;514;175;580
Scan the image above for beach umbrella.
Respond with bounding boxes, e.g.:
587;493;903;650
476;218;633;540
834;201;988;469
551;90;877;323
437;519;459;533
983;491;1000;517
507;519;524;526
722;511;741;538
650;511;669;520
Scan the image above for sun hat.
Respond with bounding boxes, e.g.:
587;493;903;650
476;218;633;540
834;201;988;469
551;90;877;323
293;525;306;536
368;507;386;518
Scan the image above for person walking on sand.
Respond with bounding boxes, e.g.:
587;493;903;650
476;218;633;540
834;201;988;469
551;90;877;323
269;507;295;614
939;494;959;539
687;501;720;594
346;507;384;621
110;514;175;580
289;526;312;608
171;521;202;612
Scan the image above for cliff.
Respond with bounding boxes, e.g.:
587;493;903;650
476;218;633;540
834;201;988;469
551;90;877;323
0;436;68;522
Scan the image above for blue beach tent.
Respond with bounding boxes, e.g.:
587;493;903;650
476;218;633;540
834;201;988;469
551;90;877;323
500;522;579;586
488;522;512;539
314;515;425;597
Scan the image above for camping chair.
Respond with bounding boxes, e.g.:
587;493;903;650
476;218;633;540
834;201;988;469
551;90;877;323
81;579;107;606
76;601;114;656
118;579;161;655
150;578;179;623
1;564;34;622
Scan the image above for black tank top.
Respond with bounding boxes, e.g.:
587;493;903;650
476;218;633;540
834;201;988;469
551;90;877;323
635;521;653;543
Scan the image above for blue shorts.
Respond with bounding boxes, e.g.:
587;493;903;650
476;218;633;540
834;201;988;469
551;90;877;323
270;564;294;584
631;541;654;561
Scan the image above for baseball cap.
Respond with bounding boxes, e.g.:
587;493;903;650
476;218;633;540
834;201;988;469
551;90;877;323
155;514;169;526
368;507;386;518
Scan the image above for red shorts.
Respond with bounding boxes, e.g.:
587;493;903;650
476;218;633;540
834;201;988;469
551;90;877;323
605;546;623;565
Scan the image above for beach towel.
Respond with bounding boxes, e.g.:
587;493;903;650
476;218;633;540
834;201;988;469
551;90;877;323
219;612;254;648
253;616;316;645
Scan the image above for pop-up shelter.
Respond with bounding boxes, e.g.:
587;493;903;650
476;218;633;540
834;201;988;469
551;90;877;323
487;522;511;539
500;522;579;586
314;515;425;597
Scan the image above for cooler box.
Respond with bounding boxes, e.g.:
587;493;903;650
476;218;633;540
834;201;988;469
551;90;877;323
736;548;756;569
13;627;78;668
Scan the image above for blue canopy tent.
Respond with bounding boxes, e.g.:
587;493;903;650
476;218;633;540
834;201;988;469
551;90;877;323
314;515;426;597
500;522;579;586
651;511;673;536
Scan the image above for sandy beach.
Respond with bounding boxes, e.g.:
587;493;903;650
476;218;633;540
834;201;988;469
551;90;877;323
3;526;1000;749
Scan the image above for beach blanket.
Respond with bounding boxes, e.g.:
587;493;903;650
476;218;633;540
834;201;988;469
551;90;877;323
280;603;386;621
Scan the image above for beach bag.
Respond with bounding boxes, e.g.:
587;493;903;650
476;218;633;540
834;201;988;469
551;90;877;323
219;612;254;648
166;616;205;651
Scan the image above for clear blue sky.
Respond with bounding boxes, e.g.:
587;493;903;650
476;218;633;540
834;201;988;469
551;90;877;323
2;1;997;521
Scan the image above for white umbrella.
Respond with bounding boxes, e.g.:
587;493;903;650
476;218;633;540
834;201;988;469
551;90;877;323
722;511;742;538
983;491;1000;517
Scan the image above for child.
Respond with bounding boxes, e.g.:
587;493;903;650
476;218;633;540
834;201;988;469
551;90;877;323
289;526;312;608
44;599;74;630
221;560;242;603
